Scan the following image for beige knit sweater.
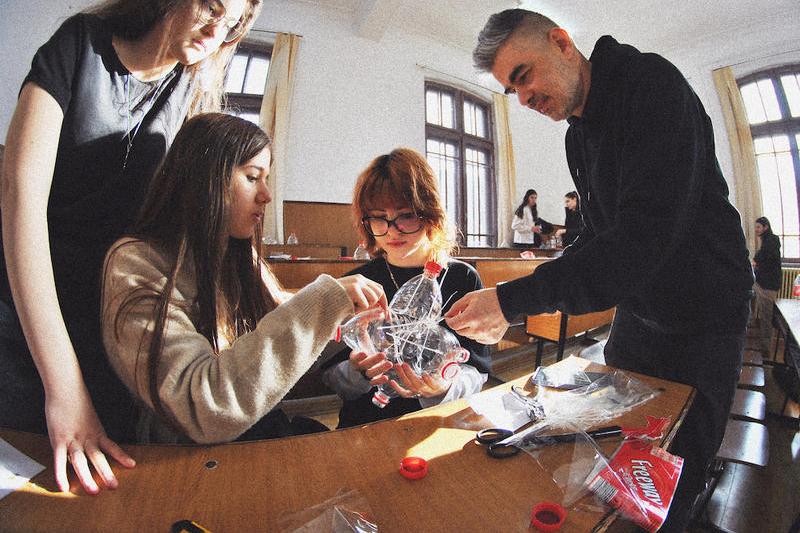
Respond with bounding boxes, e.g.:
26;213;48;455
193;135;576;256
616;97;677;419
101;238;353;444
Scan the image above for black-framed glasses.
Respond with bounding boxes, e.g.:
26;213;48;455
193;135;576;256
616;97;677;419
361;213;424;237
196;0;246;43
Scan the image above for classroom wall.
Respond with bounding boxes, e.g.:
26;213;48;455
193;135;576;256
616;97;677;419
1;1;798;231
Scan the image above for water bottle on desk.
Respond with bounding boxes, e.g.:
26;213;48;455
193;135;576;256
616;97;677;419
286;232;299;245
793;274;800;298
353;242;371;260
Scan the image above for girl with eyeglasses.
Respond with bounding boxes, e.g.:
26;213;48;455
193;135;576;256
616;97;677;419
101;113;386;445
1;0;260;494
321;148;490;428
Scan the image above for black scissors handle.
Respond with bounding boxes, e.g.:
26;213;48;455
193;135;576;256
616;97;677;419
476;428;520;459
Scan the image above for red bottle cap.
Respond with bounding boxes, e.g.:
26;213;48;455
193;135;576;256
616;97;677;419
424;261;443;275
530;502;566;532
334;326;342;343
399;456;428;480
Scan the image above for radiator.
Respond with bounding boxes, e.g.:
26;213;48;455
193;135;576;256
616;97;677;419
779;267;800;299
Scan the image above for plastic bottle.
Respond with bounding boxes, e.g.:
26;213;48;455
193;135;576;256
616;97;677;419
335;308;393;354
287;232;299;245
793;274;800;298
353;242;371;260
371;323;469;408
334;308;470;409
389;260;443;323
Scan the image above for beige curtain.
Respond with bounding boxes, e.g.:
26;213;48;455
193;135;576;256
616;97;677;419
713;66;762;254
259;33;301;244
492;93;516;247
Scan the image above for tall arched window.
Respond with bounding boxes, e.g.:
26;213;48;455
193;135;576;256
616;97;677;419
739;65;800;260
425;82;496;246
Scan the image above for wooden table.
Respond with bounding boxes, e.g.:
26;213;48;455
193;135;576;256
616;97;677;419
0;359;693;533
526;308;617;366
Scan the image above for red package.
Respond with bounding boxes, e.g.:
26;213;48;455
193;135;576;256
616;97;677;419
588;440;683;532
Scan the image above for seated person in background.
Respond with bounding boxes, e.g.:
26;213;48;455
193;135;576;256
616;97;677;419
752;216;781;355
322;148;489;428
101;114;386;444
555;191;583;247
512;189;553;247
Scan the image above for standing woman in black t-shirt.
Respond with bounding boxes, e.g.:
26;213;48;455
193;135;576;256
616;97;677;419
0;0;261;495
752;216;782;354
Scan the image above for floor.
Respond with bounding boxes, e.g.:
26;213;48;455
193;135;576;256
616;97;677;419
287;324;800;533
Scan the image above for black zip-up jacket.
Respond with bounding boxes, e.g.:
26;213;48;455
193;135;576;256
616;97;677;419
754;232;781;291
497;36;753;334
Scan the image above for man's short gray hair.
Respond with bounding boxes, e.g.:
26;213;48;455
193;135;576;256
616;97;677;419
472;9;558;72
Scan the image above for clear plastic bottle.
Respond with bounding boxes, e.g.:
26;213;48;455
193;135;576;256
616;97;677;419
334;308;470;409
389;260;443;323
371;323;469;408
286;231;299;245
793;274;800;298
353;242;371;260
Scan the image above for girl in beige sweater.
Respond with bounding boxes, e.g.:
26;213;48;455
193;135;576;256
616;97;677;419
101;113;386;444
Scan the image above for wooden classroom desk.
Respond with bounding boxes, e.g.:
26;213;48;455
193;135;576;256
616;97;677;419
463;257;551;289
268;258;367;290
527;308;617;366
0;359;693;533
773;299;800;380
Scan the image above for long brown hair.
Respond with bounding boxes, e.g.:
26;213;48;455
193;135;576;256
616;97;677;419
352;148;455;263
105;112;277;417
88;0;263;115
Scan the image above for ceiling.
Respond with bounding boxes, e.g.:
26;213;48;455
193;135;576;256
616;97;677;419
294;0;799;57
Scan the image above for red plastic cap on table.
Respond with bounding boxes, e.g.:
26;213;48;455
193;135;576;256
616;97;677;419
399;456;428;480
530;502;566;532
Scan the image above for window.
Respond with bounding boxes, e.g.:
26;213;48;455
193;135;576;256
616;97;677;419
224;41;272;124
425;82;496;247
739;65;800;260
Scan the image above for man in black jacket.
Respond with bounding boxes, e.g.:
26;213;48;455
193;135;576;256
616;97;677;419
445;9;753;532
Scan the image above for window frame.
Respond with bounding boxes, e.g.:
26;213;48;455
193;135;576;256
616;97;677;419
739;64;800;262
224;40;273;119
424;81;497;247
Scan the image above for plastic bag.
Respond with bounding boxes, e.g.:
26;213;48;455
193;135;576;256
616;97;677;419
277;488;378;533
502;370;658;450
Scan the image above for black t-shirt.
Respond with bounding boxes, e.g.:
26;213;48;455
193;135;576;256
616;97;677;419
329;256;490;428
0;14;193;334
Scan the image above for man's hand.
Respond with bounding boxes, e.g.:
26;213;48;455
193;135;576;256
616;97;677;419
444;288;510;344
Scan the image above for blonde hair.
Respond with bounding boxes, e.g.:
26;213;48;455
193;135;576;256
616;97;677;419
352;148;455;264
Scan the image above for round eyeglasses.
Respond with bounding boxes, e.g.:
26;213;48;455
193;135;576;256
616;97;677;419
362;213;424;237
196;0;246;43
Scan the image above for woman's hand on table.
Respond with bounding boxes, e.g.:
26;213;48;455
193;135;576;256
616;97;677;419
46;389;135;494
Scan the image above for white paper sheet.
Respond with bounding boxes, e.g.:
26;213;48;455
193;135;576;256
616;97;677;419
0;438;45;500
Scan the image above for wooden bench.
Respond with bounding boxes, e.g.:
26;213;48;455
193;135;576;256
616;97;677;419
526;308;616;368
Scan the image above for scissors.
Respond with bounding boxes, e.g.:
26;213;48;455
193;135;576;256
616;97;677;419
475;428;521;458
476;425;623;459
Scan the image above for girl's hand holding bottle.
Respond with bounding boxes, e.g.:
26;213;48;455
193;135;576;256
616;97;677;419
348;351;392;386
337;275;388;314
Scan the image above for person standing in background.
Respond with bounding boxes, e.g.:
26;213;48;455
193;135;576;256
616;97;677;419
752;216;781;355
511;189;553;248
1;0;261;494
555;191;583;247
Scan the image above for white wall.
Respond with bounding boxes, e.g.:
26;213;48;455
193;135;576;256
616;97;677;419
2;1;798;229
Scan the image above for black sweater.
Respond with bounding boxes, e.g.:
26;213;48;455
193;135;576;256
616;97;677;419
327;256;490;427
754;233;781;291
497;36;753;334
